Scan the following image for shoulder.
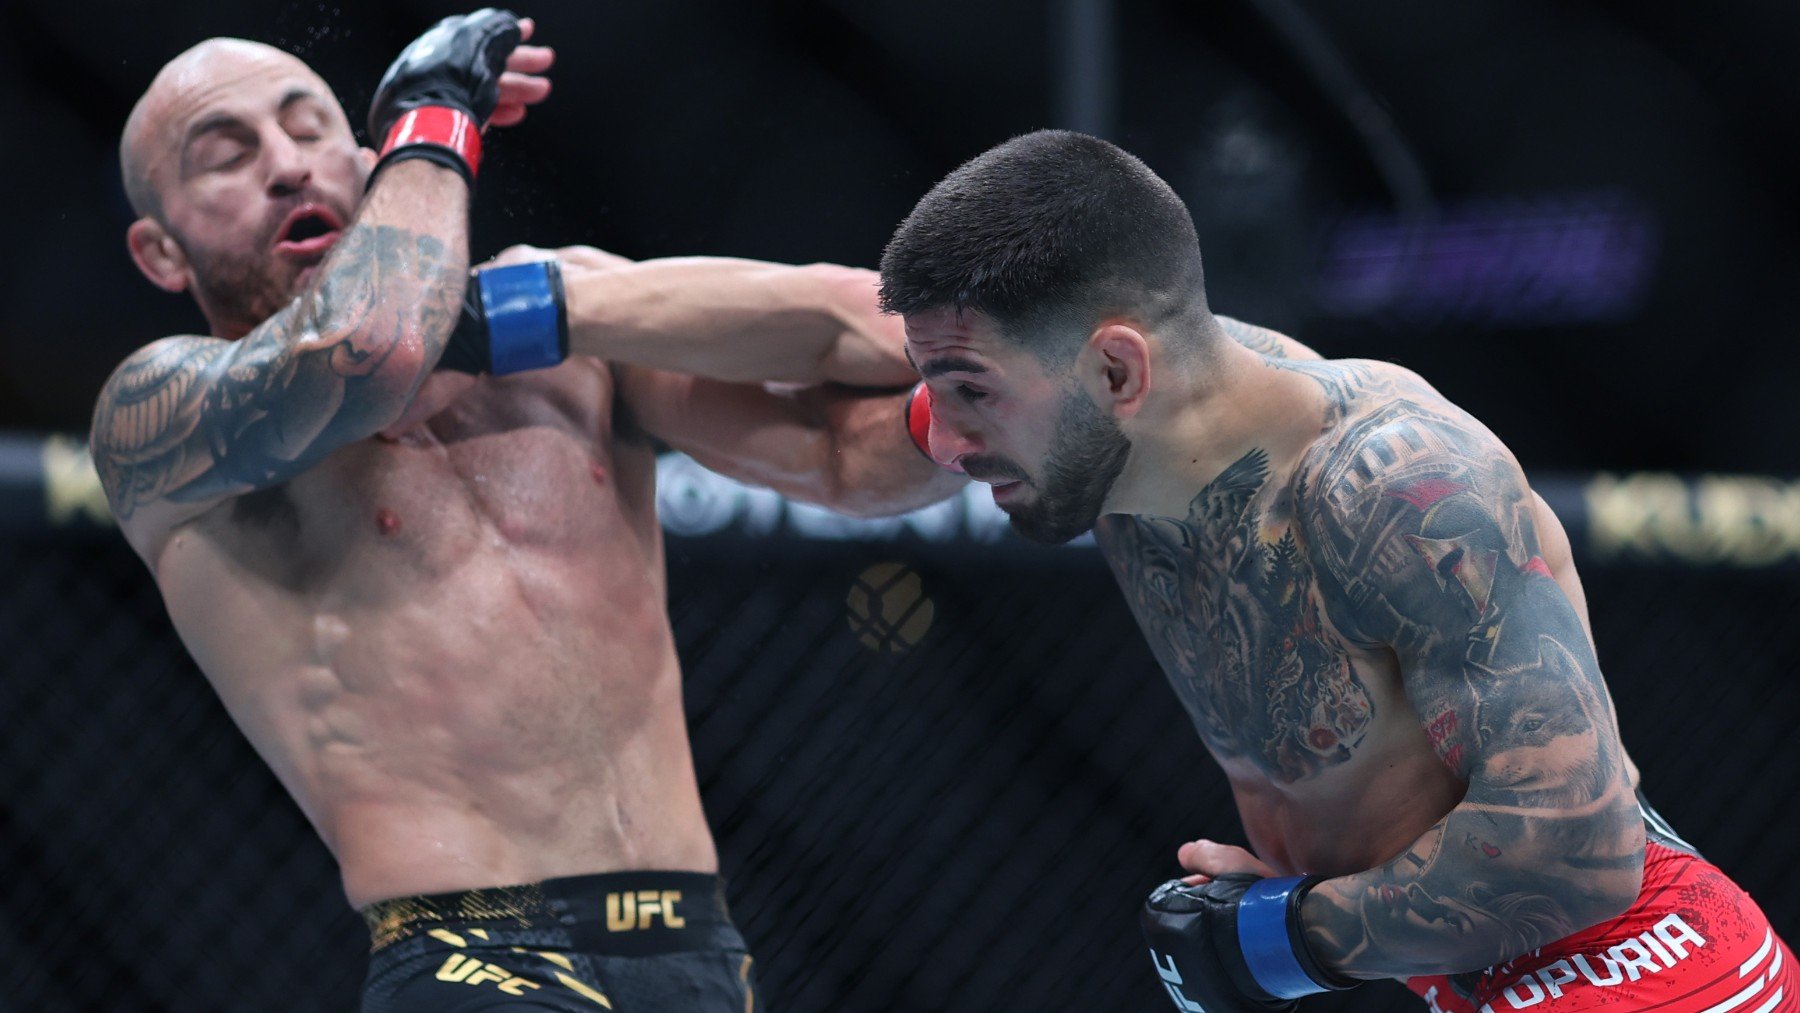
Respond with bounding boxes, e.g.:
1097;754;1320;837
1296;363;1514;515
90;336;231;462
1293;372;1534;600
96;336;230;407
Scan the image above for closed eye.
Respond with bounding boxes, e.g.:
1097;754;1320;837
956;383;988;403
210;148;249;171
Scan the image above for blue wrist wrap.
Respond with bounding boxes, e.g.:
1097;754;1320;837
477;260;567;375
1237;876;1323;1000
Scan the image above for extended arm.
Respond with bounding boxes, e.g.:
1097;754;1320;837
91;161;468;553
560;255;916;387
616;366;964;518
1299;411;1643;978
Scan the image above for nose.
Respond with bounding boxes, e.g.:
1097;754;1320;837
927;404;983;470
261;128;312;198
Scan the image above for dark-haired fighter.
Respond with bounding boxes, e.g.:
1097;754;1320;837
881;130;1795;1013
92;13;957;1010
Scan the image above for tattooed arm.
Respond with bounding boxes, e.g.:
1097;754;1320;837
1216;315;1322;361
1298;409;1643;979
90;160;468;560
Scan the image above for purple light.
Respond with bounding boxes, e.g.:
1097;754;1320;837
1317;192;1659;327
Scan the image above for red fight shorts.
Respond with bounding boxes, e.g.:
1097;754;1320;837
1407;841;1796;1013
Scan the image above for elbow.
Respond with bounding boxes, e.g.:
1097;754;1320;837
367;330;435;426
1568;816;1648;932
808;436;901;520
815;450;888;520
1602;823;1649;920
820;448;963;520
308;308;437;429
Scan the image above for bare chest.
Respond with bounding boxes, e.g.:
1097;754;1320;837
199;367;659;590
1097;450;1381;785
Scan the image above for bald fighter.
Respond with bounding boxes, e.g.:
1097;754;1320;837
91;12;958;1010
880;130;1796;1013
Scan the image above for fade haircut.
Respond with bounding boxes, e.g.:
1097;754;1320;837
879;130;1212;362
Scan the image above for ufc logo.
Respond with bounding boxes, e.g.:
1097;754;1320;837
606;890;686;931
1150;949;1207;1012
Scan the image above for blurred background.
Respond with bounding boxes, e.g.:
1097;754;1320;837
1;0;1796;1010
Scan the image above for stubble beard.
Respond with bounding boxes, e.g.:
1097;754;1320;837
1005;390;1132;545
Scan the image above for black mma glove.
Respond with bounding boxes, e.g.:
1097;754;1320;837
438;259;570;376
367;8;523;186
1142;875;1358;1012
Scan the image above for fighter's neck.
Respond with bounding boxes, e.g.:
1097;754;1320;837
1101;343;1327;522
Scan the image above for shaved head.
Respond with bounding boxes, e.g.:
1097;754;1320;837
121;39;331;219
118;37;369;337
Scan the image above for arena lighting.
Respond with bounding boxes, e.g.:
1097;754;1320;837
1317;192;1659;326
9;434;1798;569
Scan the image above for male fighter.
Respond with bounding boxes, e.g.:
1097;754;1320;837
880;130;1796;1012
91;12;957;1010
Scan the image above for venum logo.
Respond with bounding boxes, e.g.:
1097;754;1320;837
1480;913;1707;1010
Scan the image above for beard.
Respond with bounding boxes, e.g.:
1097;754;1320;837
184;239;306;337
1002;390;1132;545
175;189;347;337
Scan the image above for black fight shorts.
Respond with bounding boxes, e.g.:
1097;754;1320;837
360;871;757;1011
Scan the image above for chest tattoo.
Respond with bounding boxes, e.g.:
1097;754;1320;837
1101;448;1373;782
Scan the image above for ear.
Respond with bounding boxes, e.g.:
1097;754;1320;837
1085;322;1152;420
126;217;192;294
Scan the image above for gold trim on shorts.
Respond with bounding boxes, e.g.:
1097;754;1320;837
362;883;552;953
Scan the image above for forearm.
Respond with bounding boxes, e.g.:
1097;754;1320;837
302;160;470;396
563;258;915;387
806;386;968;517
635;374;966;519
1298;790;1643;979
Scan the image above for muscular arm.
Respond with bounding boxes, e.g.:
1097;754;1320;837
1298;410;1643;979
559;255;916;387
1216;315;1322;361
90;161;468;558
616;366;964;518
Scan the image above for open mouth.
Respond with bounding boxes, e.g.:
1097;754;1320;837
274;204;345;256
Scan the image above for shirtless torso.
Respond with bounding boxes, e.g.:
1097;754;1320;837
1095;351;1648;972
152;364;711;908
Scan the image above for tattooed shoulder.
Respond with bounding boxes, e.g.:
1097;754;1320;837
1292;398;1642;973
90;336;231;520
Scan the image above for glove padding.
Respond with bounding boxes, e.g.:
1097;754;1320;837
439;259;569;375
1142;874;1357;1013
367;8;523;184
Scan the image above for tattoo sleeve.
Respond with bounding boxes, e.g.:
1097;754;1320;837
1296;405;1643;978
91;181;465;530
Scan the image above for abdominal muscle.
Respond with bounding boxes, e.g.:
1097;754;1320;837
150;377;718;909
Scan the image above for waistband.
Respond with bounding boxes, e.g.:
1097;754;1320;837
362;871;738;957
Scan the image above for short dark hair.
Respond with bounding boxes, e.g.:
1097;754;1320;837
879;130;1210;360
